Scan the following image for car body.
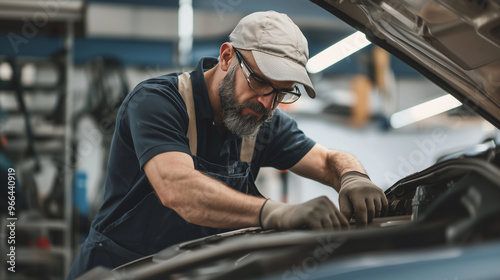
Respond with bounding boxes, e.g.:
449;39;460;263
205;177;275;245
78;0;500;279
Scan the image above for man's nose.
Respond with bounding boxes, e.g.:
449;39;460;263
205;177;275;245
257;93;276;110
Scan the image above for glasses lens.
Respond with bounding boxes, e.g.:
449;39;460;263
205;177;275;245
278;92;300;104
248;76;273;95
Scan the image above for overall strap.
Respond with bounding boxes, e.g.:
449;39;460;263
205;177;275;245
177;72;257;163
178;72;197;156
240;136;256;163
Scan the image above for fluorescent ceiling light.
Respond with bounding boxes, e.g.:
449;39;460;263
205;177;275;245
178;0;193;66
306;31;371;74
0;62;12;80
390;94;462;129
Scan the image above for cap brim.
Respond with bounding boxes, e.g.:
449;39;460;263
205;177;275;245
252;51;316;99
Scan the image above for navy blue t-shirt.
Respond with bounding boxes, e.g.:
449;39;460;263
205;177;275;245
92;57;316;237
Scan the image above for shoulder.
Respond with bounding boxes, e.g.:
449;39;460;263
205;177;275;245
117;73;190;127
130;74;180;99
122;73;187;110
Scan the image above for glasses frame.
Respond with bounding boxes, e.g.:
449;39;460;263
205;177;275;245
233;49;301;106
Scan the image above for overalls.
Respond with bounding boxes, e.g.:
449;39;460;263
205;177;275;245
67;72;262;279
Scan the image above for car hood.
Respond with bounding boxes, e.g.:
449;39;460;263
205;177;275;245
311;0;500;128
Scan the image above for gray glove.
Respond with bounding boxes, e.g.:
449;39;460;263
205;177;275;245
259;196;349;231
339;171;388;227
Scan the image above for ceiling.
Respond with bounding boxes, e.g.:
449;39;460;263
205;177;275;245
0;0;421;77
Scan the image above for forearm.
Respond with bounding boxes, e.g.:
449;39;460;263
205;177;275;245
164;169;265;228
290;144;367;192
325;150;366;192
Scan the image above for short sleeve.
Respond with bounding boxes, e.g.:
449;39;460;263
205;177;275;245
123;80;192;170
258;110;316;170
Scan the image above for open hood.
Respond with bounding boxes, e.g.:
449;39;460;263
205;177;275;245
311;0;500;128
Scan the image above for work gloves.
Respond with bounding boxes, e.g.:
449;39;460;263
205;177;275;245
259;196;349;231
339;171;388;227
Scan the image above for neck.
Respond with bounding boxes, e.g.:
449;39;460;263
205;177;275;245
204;65;224;125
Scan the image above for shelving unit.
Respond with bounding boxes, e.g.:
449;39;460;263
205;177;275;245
0;1;84;279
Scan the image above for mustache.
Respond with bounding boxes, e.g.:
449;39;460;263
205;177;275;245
241;100;273;120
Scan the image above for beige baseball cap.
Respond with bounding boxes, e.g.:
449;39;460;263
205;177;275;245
229;11;316;99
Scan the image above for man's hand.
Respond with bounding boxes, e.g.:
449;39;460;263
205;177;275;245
259;196;349;231
338;171;388;227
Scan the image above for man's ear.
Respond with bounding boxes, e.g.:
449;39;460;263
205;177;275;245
219;43;235;72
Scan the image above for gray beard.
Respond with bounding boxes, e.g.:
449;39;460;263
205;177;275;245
219;63;274;137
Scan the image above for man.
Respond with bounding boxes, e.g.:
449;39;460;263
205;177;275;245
67;11;387;279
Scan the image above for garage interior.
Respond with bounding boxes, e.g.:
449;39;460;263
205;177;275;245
0;0;497;279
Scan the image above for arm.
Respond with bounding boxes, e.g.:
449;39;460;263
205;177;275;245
290;144;388;226
289;144;366;192
144;151;265;229
145;150;349;231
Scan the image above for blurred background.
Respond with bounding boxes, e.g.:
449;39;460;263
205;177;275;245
0;0;497;279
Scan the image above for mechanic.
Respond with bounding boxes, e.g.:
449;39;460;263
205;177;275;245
67;11;388;279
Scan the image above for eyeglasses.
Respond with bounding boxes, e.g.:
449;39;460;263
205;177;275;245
234;49;301;105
